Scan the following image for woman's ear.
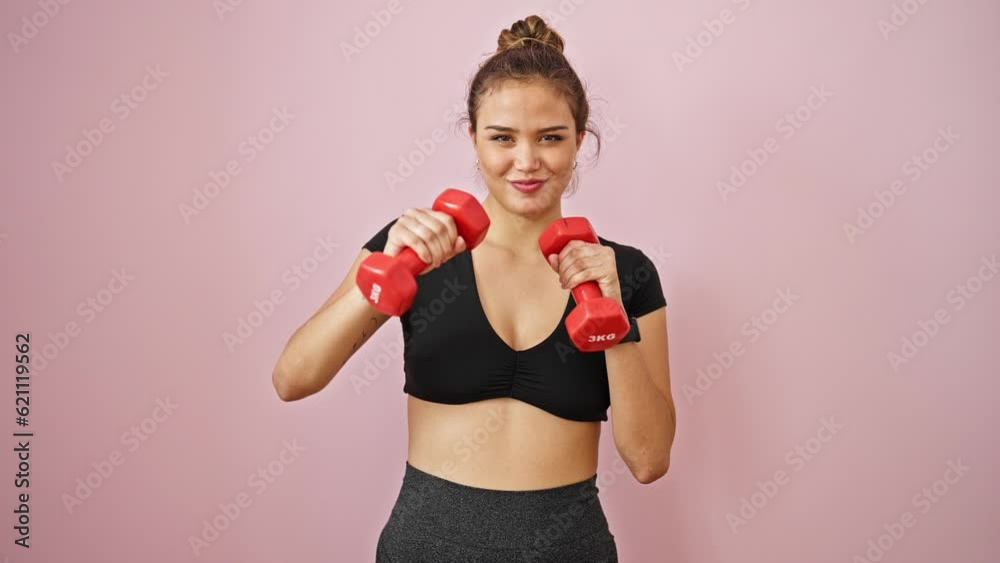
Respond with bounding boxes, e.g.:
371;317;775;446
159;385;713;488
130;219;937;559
576;130;586;148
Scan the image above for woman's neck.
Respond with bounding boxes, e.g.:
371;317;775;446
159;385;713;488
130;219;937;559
480;194;563;258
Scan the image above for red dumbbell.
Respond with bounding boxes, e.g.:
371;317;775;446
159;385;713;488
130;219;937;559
539;217;630;352
357;188;490;316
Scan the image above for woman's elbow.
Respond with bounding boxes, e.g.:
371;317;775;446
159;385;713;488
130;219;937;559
272;358;319;402
272;368;299;401
635;459;670;485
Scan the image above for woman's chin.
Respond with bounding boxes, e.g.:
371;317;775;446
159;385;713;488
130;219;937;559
512;185;562;208
487;183;563;218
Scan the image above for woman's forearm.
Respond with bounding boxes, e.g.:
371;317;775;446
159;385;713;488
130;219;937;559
605;342;677;484
272;267;390;401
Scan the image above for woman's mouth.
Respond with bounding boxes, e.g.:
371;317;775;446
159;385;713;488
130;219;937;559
510;179;545;193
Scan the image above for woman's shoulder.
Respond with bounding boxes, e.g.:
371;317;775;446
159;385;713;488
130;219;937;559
361;217;400;253
598;235;668;314
597;235;654;268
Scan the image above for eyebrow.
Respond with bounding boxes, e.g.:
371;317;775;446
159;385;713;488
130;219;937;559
484;125;569;133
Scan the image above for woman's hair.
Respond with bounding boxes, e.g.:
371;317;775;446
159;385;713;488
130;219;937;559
461;15;602;194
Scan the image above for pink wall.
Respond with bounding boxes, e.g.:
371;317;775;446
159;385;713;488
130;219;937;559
2;0;997;561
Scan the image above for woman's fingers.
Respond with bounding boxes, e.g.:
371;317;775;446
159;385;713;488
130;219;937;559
413;210;458;266
388;208;460;271
389;213;434;264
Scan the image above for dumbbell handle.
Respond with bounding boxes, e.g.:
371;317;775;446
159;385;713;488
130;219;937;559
394;247;432;277
571;281;604;304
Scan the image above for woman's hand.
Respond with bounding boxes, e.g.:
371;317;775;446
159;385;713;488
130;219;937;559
384;208;467;275
546;240;623;309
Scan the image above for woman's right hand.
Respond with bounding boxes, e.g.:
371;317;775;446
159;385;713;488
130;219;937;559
383;208;468;274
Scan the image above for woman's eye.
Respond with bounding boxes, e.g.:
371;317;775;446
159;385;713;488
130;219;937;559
490;134;563;142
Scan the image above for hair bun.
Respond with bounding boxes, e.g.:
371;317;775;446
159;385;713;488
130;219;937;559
497;15;565;54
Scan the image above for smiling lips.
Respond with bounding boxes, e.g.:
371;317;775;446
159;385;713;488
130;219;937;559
510;179;545;193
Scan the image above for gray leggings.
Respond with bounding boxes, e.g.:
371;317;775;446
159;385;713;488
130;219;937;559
376;462;618;562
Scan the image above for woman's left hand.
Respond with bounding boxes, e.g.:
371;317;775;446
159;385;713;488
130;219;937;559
546;240;623;308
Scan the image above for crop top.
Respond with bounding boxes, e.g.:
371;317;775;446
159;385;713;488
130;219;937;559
361;218;667;422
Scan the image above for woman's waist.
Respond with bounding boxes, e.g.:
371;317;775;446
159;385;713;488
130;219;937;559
385;460;610;550
406;396;600;490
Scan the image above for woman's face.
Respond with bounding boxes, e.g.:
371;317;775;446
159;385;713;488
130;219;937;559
470;80;586;218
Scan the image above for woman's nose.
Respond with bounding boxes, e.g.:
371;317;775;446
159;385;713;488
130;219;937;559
514;143;540;171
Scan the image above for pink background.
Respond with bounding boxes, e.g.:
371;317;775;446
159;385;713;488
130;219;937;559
2;0;998;561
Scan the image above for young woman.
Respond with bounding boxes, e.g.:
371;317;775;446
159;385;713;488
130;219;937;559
272;15;676;562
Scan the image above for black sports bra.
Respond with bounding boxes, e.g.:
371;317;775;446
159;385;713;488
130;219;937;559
362;219;667;422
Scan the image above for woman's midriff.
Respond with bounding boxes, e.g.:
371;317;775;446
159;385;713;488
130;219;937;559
406;395;601;491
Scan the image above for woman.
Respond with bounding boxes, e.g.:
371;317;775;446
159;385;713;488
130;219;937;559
272;15;676;562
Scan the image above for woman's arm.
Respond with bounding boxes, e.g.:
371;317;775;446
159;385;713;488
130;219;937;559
271;249;392;401
605;307;676;484
547;240;676;484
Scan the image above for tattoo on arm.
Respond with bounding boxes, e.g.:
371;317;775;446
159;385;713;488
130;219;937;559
351;316;380;351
